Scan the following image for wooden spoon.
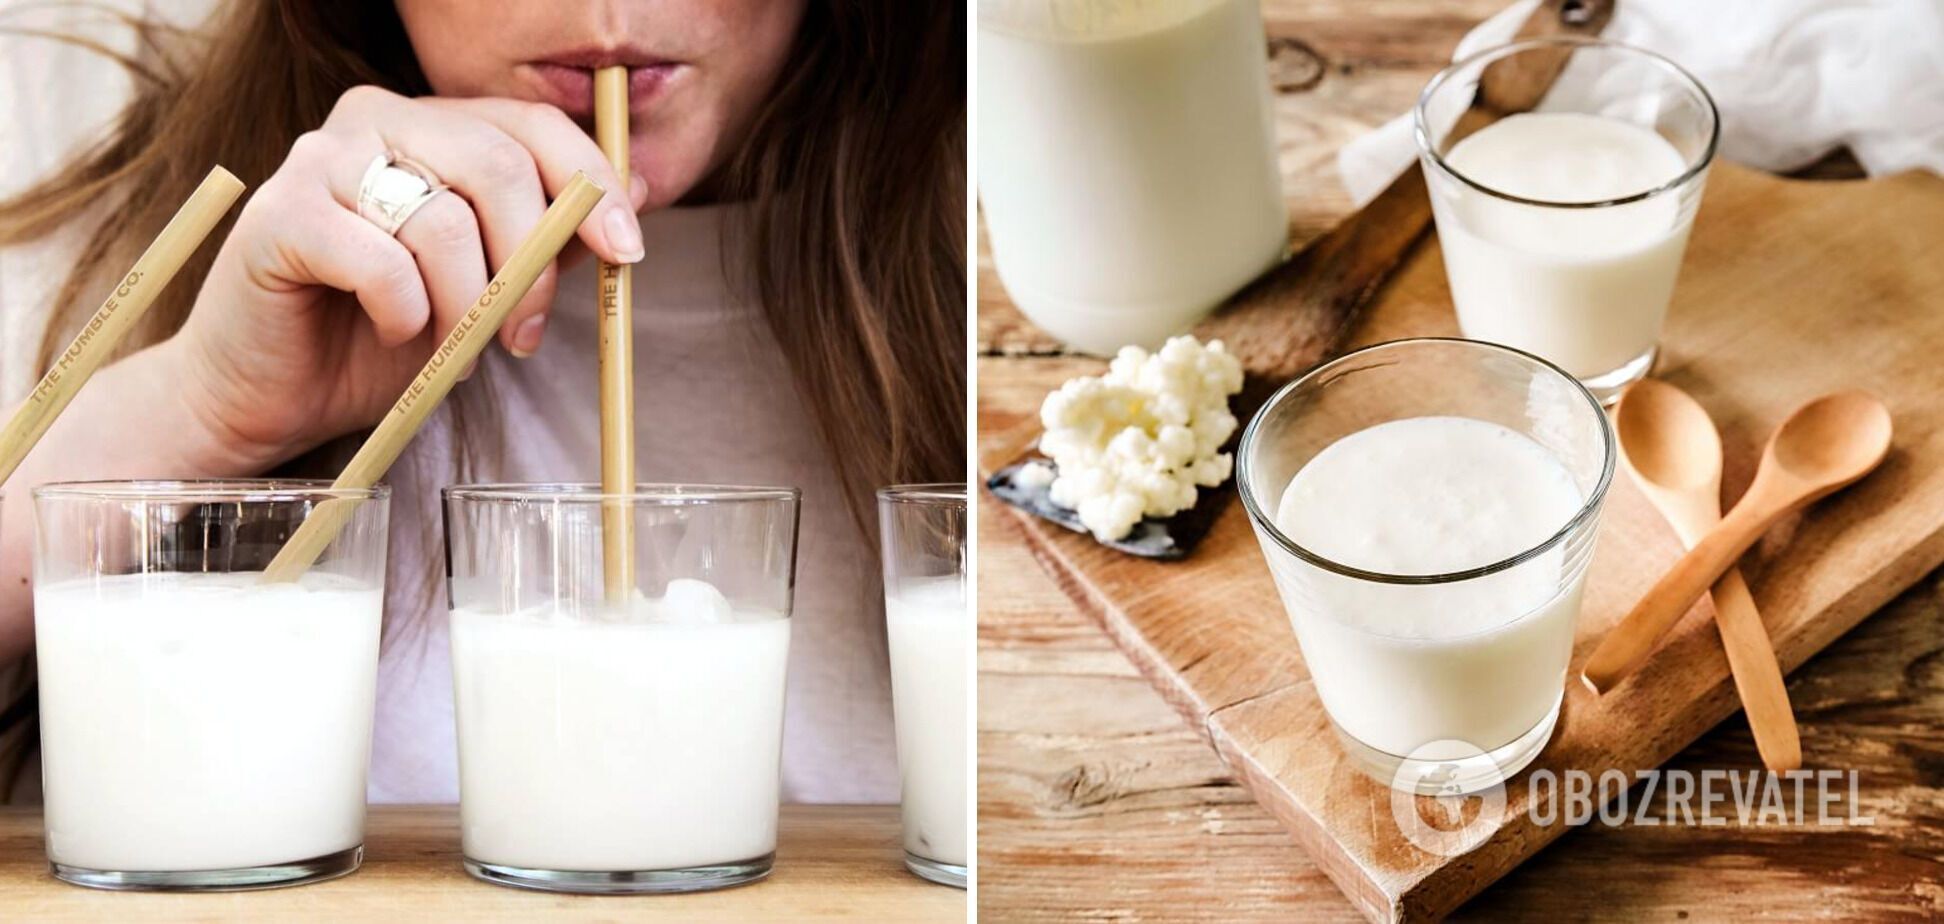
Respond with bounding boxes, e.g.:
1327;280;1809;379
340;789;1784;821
1583;390;1893;693
1605;379;1801;770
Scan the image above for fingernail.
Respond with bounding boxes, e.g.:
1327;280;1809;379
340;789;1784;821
509;314;547;358
604;205;644;264
629;173;648;204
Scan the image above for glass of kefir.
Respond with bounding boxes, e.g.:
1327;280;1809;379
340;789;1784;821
978;0;1288;355
877;484;967;888
443;484;798;894
1236;339;1614;794
32;480;388;889
1416;38;1718;403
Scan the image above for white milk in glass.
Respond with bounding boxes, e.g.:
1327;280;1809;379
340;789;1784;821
887;576;967;868
1272;416;1585;756
1431;112;1693;379
979;0;1286;354
35;572;382;872
449;581;789;872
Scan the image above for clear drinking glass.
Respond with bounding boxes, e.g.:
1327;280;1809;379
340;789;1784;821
1416;37;1718;403
1235;339;1614;794
878;484;968;888
33;480;389;890
443;484;799;894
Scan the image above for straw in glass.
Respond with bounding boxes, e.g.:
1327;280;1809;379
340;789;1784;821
260;171;606;582
0;166;245;486
594;65;638;603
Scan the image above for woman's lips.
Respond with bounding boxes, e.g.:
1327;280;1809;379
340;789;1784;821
523;62;680;117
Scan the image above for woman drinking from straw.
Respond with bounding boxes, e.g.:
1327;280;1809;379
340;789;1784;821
0;0;966;806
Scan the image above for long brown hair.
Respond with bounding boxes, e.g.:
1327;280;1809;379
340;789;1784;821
0;0;965;793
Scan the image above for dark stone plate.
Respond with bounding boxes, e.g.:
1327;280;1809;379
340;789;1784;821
984;456;1232;562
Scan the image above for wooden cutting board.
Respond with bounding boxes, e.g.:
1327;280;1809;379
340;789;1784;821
978;161;1944;922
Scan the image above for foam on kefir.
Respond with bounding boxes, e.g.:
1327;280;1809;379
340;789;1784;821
449;579;789;872
1433;112;1693;378
887;575;967;867
1271;416;1586;756
35;571;382;872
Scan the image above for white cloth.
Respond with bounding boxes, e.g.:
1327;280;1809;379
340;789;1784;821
0;9;898;805
1338;0;1944;205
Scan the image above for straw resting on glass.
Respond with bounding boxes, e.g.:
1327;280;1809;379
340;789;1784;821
261;171;607;582
0;166;245;486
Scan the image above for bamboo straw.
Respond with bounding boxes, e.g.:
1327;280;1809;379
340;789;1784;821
260;171;606;582
0;166;245;486
594;66;638;603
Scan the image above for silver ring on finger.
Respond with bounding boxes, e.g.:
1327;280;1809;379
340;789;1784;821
356;151;449;236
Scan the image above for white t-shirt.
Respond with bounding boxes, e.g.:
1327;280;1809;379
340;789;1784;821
0;5;898;804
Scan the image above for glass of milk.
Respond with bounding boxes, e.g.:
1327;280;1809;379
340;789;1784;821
978;0;1289;355
1415;38;1718;403
32;480;389;890
443;483;799;894
877;484;968;888
1236;339;1614;794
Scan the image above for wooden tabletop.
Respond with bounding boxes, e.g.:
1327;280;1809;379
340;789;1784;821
975;2;1943;920
0;805;965;922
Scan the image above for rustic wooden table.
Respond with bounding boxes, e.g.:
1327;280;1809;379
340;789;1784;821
0;805;965;921
975;2;1944;920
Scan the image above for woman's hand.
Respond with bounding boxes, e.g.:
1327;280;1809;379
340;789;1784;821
163;85;645;474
